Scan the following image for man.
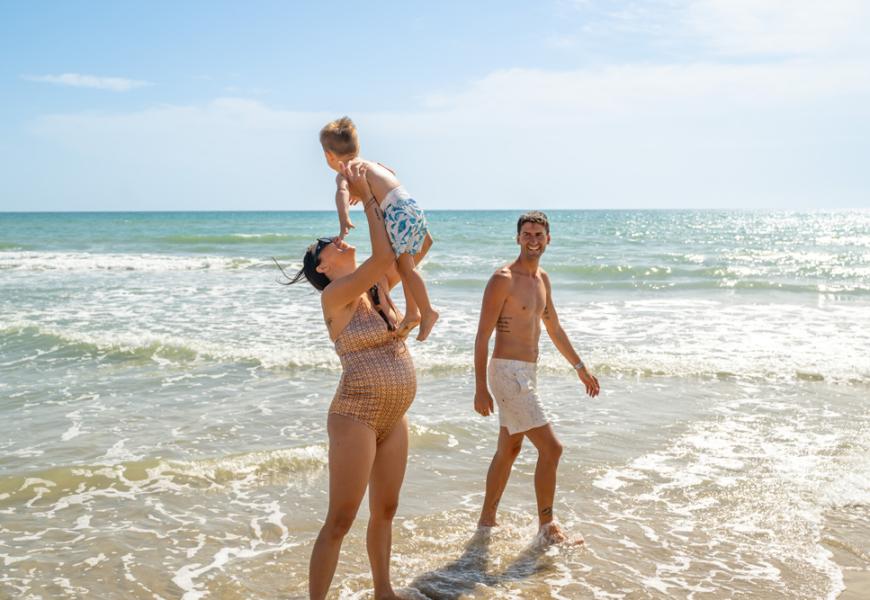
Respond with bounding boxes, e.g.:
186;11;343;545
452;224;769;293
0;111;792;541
474;211;600;543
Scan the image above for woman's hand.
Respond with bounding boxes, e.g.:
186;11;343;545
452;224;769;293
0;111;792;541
339;161;373;202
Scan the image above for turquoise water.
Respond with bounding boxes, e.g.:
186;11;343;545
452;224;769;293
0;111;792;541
1;210;869;598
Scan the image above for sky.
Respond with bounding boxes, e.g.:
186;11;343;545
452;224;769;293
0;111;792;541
1;0;869;211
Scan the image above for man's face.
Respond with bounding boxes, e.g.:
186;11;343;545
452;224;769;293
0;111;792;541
517;223;550;258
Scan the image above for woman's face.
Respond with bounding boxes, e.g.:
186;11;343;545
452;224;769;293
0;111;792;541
317;237;356;274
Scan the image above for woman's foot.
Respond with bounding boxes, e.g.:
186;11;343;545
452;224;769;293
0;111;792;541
416;308;439;341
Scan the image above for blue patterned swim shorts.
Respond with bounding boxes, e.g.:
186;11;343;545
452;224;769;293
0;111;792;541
381;186;429;256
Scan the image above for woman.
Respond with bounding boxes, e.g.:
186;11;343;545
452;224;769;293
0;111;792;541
283;162;424;600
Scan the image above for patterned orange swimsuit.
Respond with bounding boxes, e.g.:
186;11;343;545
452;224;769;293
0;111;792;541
330;294;416;442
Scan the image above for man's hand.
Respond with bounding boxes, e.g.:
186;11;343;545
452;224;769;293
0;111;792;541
577;367;600;397
339;161;372;200
474;388;495;416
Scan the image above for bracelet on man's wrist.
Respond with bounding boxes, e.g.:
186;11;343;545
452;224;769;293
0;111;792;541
573;360;586;371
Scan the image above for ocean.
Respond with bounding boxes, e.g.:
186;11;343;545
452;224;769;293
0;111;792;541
1;210;868;599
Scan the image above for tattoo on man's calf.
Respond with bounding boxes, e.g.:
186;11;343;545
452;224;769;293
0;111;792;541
540;506;553;517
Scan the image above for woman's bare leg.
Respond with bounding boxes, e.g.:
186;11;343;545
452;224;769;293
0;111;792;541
366;417;409;599
309;414;377;600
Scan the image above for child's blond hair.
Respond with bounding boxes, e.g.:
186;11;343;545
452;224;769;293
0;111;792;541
319;116;359;158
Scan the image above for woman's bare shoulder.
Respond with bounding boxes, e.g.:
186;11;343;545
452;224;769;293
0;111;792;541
322;292;362;340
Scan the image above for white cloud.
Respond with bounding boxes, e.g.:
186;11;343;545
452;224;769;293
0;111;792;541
23;73;151;92
545;34;580;50
684;0;870;56
20;57;870;210
563;0;870;58
26;99;333;210
422;60;870;117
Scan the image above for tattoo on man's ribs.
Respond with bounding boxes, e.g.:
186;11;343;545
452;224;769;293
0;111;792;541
496;316;512;333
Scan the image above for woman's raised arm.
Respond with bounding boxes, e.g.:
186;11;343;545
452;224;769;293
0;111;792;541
321;162;395;309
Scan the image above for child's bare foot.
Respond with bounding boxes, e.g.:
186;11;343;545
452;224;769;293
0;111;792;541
395;315;420;339
537;521;584;546
416;308;439;341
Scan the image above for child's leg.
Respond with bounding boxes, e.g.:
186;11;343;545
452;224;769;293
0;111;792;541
395;254;420;339
396;252;439;341
418;232;433;261
395;254;421;339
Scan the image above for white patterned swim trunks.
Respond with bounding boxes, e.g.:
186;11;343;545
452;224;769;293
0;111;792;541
380;186;429;256
487;358;549;435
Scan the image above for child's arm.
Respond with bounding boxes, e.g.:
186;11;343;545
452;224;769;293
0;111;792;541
334;173;355;240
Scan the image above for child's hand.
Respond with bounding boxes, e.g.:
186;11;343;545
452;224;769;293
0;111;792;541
339;219;355;240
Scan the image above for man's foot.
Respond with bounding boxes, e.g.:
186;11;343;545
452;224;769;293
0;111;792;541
395;315;420;339
477;516;498;528
390;589;428;600
537;521;584;546
416;308;439;341
374;585;405;600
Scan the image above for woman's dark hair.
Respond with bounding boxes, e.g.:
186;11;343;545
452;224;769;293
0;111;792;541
273;239;331;292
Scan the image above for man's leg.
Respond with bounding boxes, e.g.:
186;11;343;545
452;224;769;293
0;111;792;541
478;427;524;527
523;424;563;526
524;423;581;544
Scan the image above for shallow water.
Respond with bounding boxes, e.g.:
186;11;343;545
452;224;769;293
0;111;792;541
1;210;868;598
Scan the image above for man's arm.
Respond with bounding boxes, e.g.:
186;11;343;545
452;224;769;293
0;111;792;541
474;271;510;416
334;174;354;240
541;272;600;397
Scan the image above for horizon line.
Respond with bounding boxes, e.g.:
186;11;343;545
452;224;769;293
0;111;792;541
2;207;868;215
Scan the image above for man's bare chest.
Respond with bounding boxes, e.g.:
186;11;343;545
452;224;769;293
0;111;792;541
502;278;546;320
